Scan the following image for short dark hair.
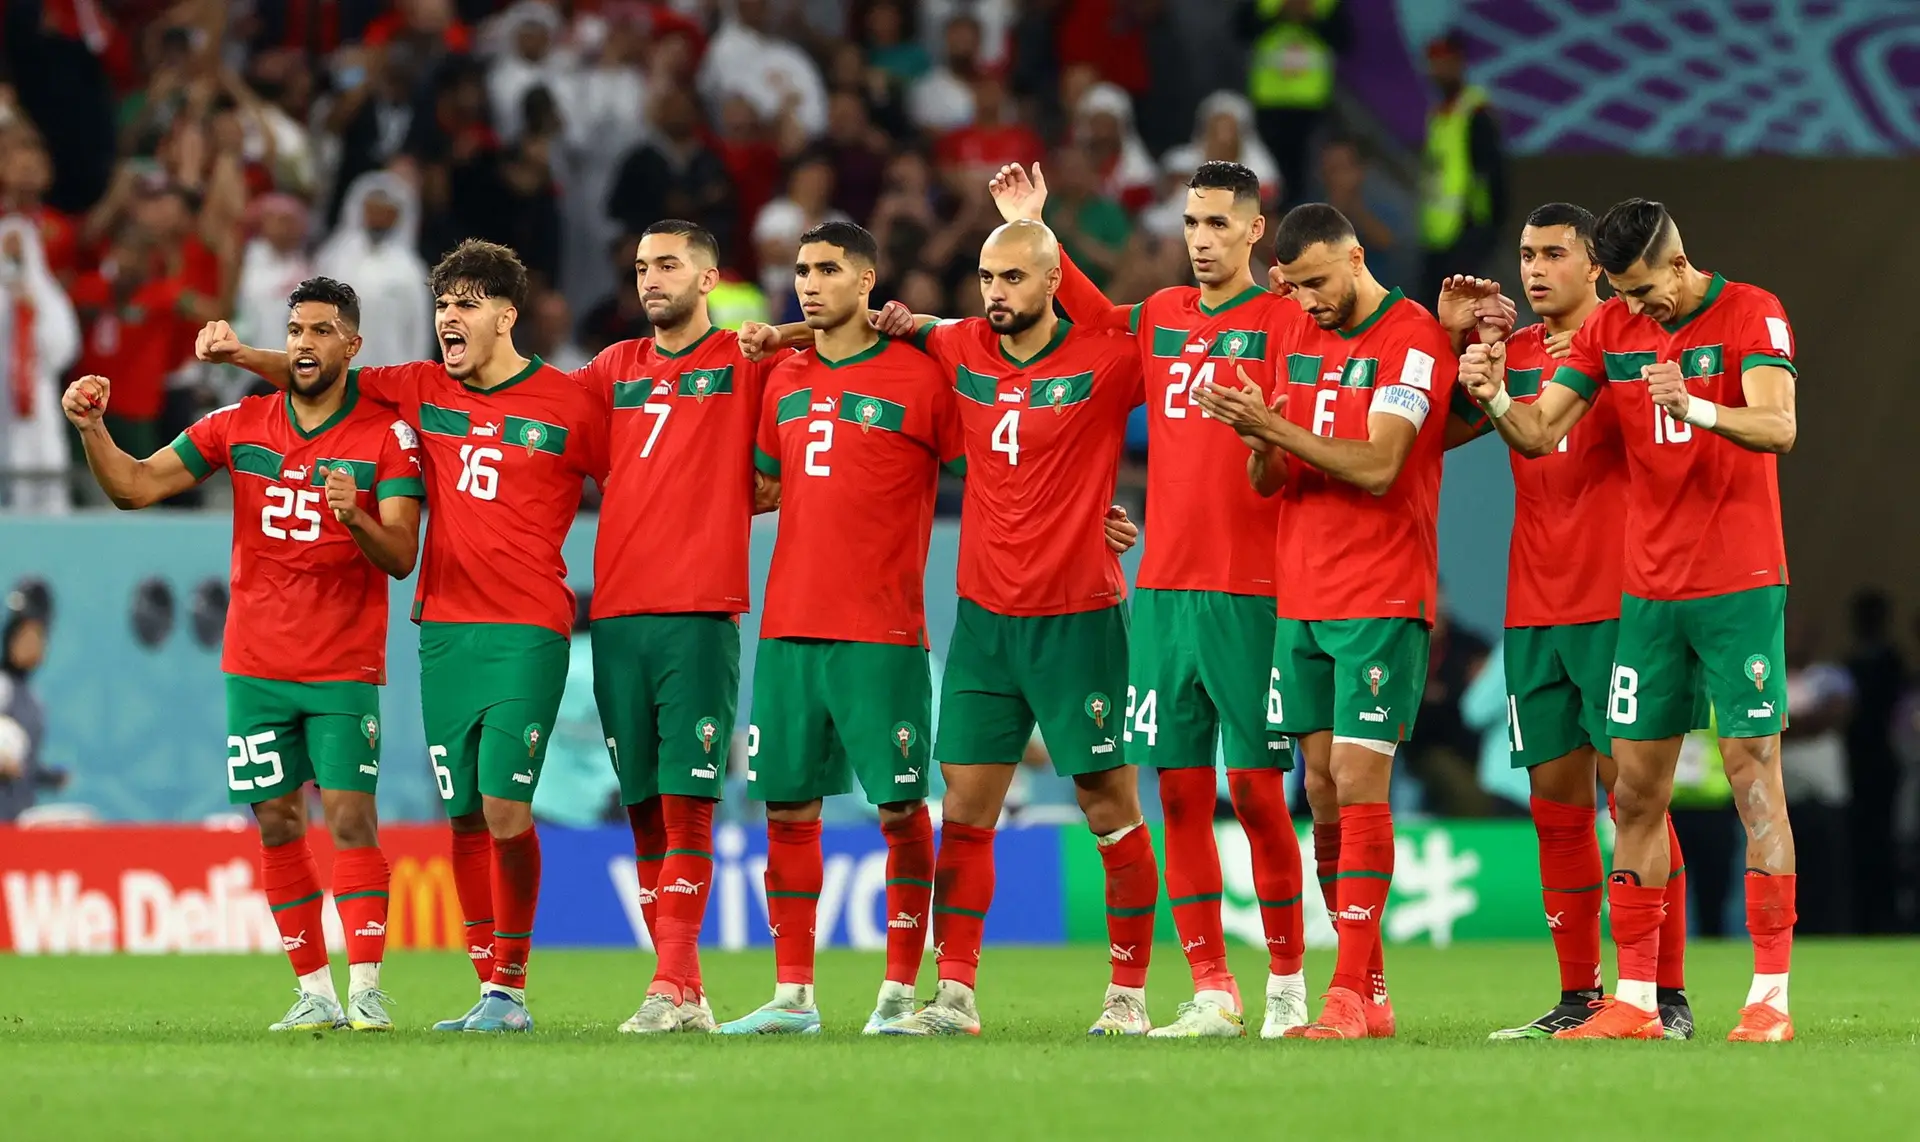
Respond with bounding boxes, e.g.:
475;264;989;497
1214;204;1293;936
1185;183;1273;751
287;277;361;329
1188;161;1261;209
1591;198;1673;276
641;219;720;266
1271;203;1357;263
1522;202;1596;249
428;238;532;308
797;220;878;267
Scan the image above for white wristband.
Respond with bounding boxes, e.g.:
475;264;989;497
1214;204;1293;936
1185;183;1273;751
1682;394;1719;429
1483;388;1513;419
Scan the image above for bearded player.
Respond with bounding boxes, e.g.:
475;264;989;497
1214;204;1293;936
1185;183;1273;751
1196;205;1456;1040
1438;206;1695;1040
983;159;1311;1037
200;241;609;1033
572;219;791;1034
75;278;422;1031
1459;199;1798;1042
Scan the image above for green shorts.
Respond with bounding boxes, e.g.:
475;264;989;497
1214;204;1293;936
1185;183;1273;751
224;675;382;806
420;621;570;818
747;637;932;806
1609;586;1787;741
1505;620;1618;767
592;613;740;804
1128;588;1290;771
1268;617;1429;741
936;599;1130;776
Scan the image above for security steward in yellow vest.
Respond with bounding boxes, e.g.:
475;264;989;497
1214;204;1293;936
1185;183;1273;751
1419;32;1508;301
1240;0;1352;206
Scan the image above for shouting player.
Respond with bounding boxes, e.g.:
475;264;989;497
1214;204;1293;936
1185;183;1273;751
715;221;961;1034
1196;205;1456;1040
1440;207;1695;1040
983;159;1311;1037
860;219;1158;1038
1458;199;1798;1042
200;241;608;1033
72;278;422;1031
573;219;789;1034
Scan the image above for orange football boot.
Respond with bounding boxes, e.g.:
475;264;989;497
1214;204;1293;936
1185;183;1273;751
1728;992;1794;1043
1292;987;1370;1040
1552;995;1662;1040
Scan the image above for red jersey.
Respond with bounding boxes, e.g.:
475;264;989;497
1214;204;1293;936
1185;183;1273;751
355;358;608;636
170;381;424;683
577;327;791;619
70;272;189;420
912;316;1141;616
1273;289;1453;623
1490;323;1628;628
755;339;963;645
1554;276;1794;601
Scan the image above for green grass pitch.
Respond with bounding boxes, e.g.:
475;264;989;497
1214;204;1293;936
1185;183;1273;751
7;941;1919;1141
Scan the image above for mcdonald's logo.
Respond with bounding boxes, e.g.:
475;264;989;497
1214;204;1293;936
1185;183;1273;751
386;856;463;950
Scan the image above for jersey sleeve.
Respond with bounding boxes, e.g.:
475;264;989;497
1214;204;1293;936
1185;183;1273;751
1367;327;1448;430
907;317;973;368
570;349;617;418
1054;248;1134;334
1107;335;1146;410
755;380;786;476
1550;316;1604;401
1732;292;1796;378
351;363;416;408
932;377;967;474
169;403;238;481
374;418;427;500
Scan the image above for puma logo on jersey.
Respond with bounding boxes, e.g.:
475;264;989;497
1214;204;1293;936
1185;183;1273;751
283;466;309;483
812;396;838;414
652;380;672;396
1322;370;1342;382
472;421;500;437
1000;387;1024;404
1186;340;1208;354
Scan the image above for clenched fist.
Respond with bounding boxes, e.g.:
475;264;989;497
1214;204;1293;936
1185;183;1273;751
869;299;917;338
196;319;241;364
323;463;365;525
737;321;780;362
1643;360;1688;418
1458;341;1509;405
61;374;110;428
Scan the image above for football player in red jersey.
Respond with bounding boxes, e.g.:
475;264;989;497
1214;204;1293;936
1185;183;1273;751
1197;205;1459;1040
70;278;423;1032
1441;206;1695;1041
199;242;609;1033
1460;199;1799;1042
572;220;790;1034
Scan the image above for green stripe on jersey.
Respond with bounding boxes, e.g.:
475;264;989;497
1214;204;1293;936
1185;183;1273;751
311;458;376;489
229;443;284;480
840;391;906;433
1286;353;1322;385
1208;329;1267;361
1603;351;1657;382
678;366;734;399
419;403;471;437
504;415;567;455
955;364;1000;405
612;379;657;409
774;388;813;424
1338;358;1378;389
1680;344;1724;378
1150;326;1189;358
1029;371;1093;410
170;434;213;480
1507;367;1543;398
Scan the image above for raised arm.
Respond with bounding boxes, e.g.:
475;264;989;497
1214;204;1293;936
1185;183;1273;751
1457;341;1592;459
985;161;1134;334
197;318;292;388
62;375;201;509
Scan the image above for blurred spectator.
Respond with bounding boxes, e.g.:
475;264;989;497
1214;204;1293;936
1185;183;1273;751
1461;642;1528;814
1160;92;1283;205
486;1;567;142
1311;137;1413;293
232;194;312;355
69;226;189;463
1137;150;1199;243
1056;0;1152;98
1419;33;1508;302
461;128;564;289
828;40;914;142
908;13;983;134
753;153;849;322
0;216;81;512
240;50;321;199
714;97;785;276
699;0;829;140
525;289;587;373
933;77;1043;195
1039;147;1130;291
320;44;422;230
1240;0;1352;207
579;236;651;357
0;605;64;823
316;172;432;367
607;88;735;258
1845;588;1908;932
860;0;930;83
1781;621;1856;933
921;0;1014;68
363;0;475;58
556;12;650;306
822;93;891;227
406;57;499;260
1;135;81;284
1070;83;1157;213
868;150;940;286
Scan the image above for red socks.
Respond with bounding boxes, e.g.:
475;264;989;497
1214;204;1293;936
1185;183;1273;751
651;795;714;999
489;826;541;990
1099;825;1159;989
932;821;995;988
1329;803;1393;997
1608;873;1665;989
261;837;329;977
627;798;667;944
1312;819;1341;925
1228;768;1304;976
1659;816;1688;991
449;829;495;982
880;806;935;987
331;845;390;968
1159;769;1230;989
1531;795;1602;992
1745;871;1796;975
765;819;823;986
